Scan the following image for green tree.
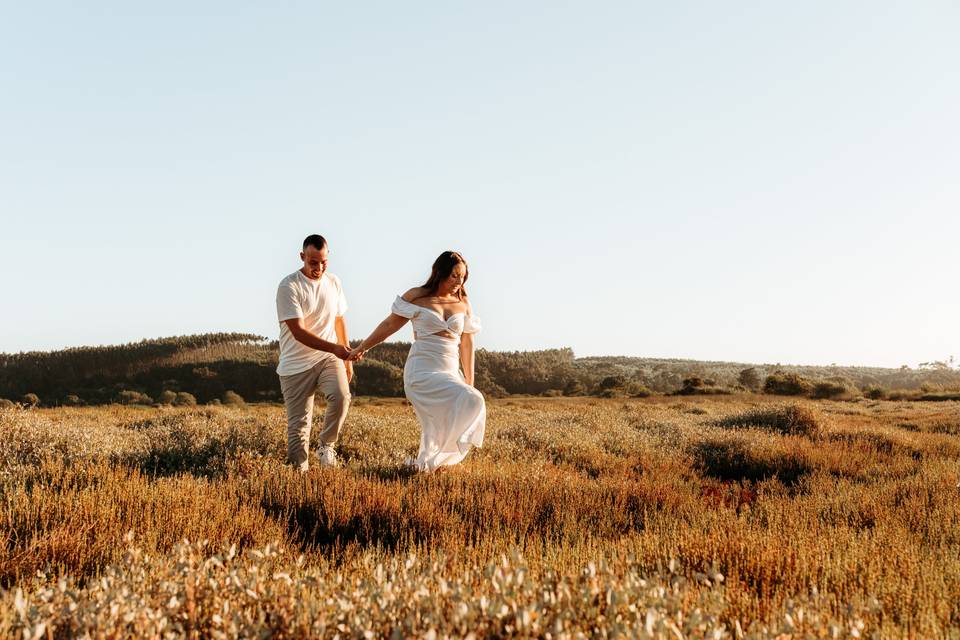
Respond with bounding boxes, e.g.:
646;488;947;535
352;360;404;397
738;367;761;392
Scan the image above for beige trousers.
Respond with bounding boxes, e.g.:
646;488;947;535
278;357;351;471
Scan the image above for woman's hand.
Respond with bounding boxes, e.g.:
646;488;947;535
348;345;367;361
349;313;409;362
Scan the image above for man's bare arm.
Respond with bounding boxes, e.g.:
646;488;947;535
283;318;352;360
334;316;353;381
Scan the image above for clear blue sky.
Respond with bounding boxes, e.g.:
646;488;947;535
2;2;958;368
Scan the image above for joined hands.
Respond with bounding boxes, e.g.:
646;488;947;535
332;342;367;362
332;344;353;361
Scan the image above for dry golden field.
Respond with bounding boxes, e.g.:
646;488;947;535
1;396;959;638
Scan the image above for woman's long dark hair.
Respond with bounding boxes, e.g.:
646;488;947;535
421;251;469;300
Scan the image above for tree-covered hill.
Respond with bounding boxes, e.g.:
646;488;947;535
1;333;957;406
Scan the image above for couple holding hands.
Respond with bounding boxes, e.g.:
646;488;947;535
275;234;485;472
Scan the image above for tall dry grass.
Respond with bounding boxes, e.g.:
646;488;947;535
1;396;959;637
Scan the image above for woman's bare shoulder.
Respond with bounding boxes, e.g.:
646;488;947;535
402;286;431;303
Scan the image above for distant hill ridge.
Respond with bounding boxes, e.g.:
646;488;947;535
1;333;958;406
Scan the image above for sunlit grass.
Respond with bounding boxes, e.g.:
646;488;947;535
1;396;958;637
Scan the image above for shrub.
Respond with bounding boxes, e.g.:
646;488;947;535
887;389;918;401
599;376;627;391
716;403;825;439
0;398;16;409
863;386;888;400
918;392;960;402
563;380;588;397
222;390;245;406
692;438;812;486
674;377;729;396
173;392;197;407
63;394;83;407
117;390;154;405
207;399;222;406
811;377;859;400
599;388;624;398
763;371;814;396
156;390;178;405
21;393;40;408
625;383;653;398
541;389;563;398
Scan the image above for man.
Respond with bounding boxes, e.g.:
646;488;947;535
276;234;353;470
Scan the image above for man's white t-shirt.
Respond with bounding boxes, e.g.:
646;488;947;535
276;270;348;376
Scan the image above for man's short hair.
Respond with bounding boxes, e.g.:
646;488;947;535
303;234;327;251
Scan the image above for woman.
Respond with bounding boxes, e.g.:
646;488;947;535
351;251;484;471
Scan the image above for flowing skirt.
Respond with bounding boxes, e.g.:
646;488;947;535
404;335;485;471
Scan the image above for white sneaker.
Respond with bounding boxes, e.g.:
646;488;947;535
319;445;339;468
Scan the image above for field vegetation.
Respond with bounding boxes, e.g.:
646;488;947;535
1;396;958;637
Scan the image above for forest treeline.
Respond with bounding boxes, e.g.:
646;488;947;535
2;333;959;407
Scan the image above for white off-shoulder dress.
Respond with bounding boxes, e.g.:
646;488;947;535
390;296;485;471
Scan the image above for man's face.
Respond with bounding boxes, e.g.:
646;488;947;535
300;244;329;279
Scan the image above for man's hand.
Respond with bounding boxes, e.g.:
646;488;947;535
331;344;352;360
348;348;366;362
285;319;355;361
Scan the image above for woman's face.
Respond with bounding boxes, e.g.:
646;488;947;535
442;262;468;295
